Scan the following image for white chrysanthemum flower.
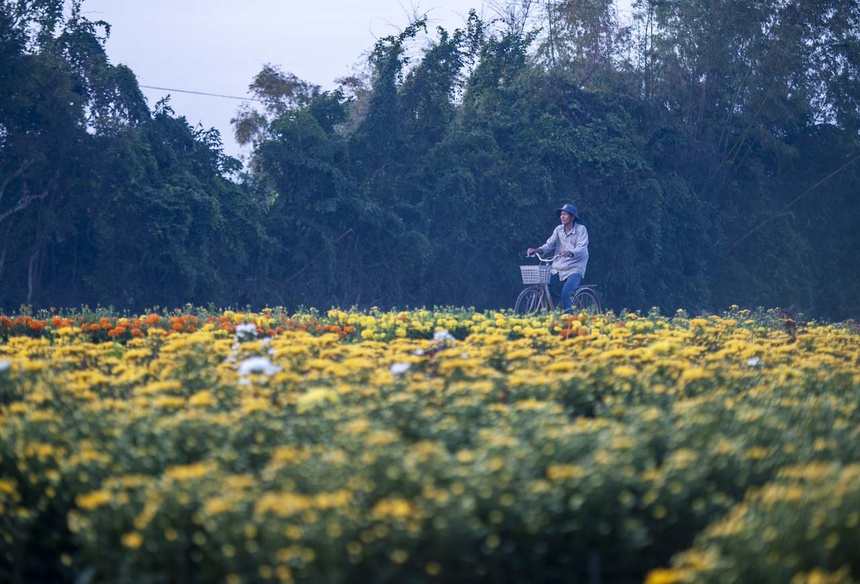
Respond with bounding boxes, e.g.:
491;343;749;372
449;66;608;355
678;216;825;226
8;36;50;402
390;362;411;376
235;323;258;340
237;356;281;377
433;330;455;342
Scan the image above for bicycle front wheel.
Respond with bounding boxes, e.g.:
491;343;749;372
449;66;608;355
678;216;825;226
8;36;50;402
514;286;549;315
571;287;601;314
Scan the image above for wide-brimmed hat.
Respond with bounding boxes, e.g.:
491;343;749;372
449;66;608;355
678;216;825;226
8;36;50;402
556;203;578;218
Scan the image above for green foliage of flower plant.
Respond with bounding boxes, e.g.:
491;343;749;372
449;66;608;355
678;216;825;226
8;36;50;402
1;305;859;583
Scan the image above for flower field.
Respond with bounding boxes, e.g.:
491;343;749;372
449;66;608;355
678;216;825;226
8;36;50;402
1;306;860;583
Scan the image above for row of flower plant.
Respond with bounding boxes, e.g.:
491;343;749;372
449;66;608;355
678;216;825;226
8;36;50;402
1;305;859;583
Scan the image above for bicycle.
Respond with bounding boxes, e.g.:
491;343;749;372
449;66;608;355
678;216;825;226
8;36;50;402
514;253;601;315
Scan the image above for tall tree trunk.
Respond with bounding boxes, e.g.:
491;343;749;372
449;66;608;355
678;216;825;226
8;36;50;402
27;249;39;305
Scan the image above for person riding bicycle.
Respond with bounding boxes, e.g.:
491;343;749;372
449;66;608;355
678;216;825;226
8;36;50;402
526;203;589;312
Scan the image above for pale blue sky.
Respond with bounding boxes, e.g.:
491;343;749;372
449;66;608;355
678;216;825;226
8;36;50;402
83;1;487;159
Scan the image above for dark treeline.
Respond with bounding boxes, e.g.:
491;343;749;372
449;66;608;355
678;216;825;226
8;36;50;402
2;0;859;319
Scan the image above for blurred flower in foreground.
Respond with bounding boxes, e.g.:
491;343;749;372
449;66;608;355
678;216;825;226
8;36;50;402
390;362;411;376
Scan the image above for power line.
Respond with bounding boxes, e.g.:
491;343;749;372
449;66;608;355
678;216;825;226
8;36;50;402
727;152;860;252
139;85;263;102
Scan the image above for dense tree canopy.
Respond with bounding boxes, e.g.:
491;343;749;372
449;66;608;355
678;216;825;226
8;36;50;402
0;0;262;309
1;0;859;320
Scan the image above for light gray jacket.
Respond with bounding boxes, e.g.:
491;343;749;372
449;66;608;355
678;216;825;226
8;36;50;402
538;223;589;281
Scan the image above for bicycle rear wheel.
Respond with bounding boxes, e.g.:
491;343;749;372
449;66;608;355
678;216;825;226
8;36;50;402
514;286;549;315
571;287;601;314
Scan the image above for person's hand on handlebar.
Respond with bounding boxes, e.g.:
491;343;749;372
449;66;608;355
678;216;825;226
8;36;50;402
526;248;540;256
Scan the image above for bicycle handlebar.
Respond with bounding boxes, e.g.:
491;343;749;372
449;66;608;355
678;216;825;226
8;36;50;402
527;252;557;263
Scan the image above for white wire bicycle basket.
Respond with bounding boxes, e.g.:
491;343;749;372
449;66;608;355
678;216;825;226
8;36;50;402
520;265;552;285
